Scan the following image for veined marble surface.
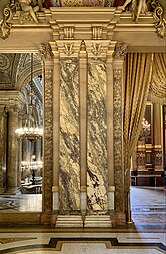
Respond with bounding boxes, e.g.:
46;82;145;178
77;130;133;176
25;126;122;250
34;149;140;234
59;58;80;213
0;231;164;254
87;58;108;213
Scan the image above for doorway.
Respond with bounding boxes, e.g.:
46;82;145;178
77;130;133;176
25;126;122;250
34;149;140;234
0;52;43;213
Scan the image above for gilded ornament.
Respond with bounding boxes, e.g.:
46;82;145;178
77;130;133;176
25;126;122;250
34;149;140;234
0;0;42;39
92;43;103;56
113;43;127;60
64;42;74;56
152;0;166;38
38;43;53;61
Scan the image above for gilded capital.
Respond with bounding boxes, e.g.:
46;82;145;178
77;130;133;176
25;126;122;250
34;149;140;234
113;43;127;61
38;43;54;61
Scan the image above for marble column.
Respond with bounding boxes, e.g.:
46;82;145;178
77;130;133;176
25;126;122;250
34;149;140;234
17;113;22;189
79;40;88;215
0;107;6;194
50;41;60;213
106;41;116;211
38;43;54;223
35;139;42;176
153;103;162;170
112;43;126;217
35;140;41;162
22;139;31;178
6;106;18;194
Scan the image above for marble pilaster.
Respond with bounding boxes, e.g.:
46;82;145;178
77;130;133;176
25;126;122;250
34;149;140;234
79;41;88;215
50;42;60;213
106;41;116;211
59;56;80;213
87;57;108;213
0;108;6;194
6;106;19;194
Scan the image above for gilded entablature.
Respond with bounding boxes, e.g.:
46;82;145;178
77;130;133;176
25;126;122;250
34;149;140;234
0;0;165;39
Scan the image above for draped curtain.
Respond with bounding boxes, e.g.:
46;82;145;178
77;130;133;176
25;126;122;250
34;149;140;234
123;53;154;194
123;52;166;220
148;53;166;104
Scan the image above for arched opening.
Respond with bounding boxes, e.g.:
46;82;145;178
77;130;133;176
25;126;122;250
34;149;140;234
0;52;43;214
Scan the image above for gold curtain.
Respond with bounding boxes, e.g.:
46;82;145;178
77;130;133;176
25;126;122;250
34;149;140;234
148;53;166;103
123;53;154;193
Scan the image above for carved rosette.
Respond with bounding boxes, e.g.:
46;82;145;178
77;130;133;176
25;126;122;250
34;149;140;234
113;69;124;212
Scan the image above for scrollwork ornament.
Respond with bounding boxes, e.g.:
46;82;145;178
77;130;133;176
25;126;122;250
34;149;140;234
0;4;13;39
153;3;166;38
113;43;127;60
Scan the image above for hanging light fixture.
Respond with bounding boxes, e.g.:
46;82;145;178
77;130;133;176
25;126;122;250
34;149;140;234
15;53;43;140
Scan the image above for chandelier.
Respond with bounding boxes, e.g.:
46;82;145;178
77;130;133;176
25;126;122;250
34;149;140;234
15;53;43;140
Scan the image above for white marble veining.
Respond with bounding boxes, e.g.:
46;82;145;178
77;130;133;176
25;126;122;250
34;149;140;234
0;232;164;254
59;58;80;213
87;58;108;213
17;245;161;254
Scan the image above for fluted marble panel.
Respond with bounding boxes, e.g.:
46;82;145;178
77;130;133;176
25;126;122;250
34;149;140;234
87;58;108;213
59;58;80;213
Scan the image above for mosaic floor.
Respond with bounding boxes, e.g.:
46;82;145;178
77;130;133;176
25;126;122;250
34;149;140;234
0;187;165;253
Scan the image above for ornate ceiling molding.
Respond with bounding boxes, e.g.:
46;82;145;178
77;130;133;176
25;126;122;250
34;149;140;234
0;0;165;40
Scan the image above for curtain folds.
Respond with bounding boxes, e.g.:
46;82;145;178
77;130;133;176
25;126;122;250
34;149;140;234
123;53;154;192
148;53;166;103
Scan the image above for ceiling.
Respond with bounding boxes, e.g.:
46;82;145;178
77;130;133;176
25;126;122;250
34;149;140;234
0;53;42;91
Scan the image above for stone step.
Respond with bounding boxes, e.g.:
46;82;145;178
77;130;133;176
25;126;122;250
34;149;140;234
55;215;83;228
55;215;112;228
85;215;112;228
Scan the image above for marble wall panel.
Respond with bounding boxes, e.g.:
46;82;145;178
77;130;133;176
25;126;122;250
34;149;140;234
59;58;80;213
87;58;108;213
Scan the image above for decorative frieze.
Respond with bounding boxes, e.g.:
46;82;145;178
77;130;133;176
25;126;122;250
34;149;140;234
38;44;54;214
43;68;53;212
113;68;124;212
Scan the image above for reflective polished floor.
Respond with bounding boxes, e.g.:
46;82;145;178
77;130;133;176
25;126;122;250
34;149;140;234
0;187;165;254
